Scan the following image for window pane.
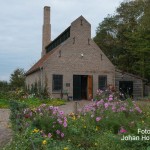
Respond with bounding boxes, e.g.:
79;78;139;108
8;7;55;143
99;76;107;90
53;75;63;91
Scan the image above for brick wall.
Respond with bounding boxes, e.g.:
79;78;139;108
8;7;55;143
26;16;115;99
43;16;115;98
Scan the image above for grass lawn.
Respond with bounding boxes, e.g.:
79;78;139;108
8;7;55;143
0;99;9;108
0;98;66;108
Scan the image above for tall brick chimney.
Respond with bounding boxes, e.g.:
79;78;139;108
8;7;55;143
42;6;51;57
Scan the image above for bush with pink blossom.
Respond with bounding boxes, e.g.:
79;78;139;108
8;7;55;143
5;90;150;150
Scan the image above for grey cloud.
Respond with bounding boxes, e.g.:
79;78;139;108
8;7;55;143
0;0;122;81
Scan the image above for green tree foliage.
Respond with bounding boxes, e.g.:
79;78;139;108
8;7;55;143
94;0;150;81
10;68;25;90
0;80;10;92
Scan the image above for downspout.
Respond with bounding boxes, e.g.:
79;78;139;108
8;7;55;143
40;67;43;99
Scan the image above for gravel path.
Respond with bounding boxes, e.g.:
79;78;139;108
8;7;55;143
0;100;92;148
0;109;12;148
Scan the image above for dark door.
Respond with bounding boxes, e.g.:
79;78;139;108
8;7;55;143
73;75;81;100
73;75;88;100
119;81;133;98
81;76;87;99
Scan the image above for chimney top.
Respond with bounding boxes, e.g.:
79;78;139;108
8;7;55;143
42;6;51;57
44;6;50;9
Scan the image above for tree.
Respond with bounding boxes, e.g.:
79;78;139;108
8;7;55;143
131;0;150;80
94;0;150;81
10;68;25;90
0;80;10;92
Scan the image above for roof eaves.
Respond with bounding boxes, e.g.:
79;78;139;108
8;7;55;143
25;67;42;76
115;69;146;80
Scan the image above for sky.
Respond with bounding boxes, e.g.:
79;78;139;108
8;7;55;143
0;0;123;81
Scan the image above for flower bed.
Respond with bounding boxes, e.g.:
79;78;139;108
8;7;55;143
3;93;150;150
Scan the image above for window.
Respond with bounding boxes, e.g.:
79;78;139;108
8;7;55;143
98;76;107;90
52;75;63;91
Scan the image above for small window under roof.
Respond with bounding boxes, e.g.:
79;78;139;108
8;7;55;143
46;27;70;53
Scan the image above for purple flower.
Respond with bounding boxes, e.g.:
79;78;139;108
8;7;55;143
59;111;64;115
108;95;113;101
29;112;32;117
120;107;126;111
56;130;60;134
64;117;67;121
129;109;134;112
104;103;109;109
63;121;67;128
53;111;57;115
61;132;64;138
48;133;52;138
57;119;63;124
135;107;142;113
100;99;104;104
108;97;113;101
53;107;58;111
96;117;101;122
112;106;116;112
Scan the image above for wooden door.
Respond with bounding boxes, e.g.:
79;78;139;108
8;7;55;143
88;75;93;100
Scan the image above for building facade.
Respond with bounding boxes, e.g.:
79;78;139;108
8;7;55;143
26;6;146;100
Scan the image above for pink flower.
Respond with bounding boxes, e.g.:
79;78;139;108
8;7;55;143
119;127;127;133
96;117;101;122
64;117;67;121
135;107;142;113
59;111;64;115
112;106;116;112
57;119;63;124
53;107;58;111
63;121;67;128
108;97;113;101
61;132;64;138
108;95;113;101
29;112;32;117
53;111;57;115
96;99;104;106
48;133;52;138
104;103;109;109
120;107;126;111
56;130;60;134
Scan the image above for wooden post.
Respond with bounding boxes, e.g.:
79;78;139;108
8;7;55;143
74;101;78;115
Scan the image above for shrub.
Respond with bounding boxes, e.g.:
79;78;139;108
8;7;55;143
23;104;68;139
4;91;150;150
9;100;28;132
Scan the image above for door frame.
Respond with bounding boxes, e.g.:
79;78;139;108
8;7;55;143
73;75;93;100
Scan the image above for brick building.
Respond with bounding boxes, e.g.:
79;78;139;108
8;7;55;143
26;6;145;100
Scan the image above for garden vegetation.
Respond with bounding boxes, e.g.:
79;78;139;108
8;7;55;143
2;90;150;150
